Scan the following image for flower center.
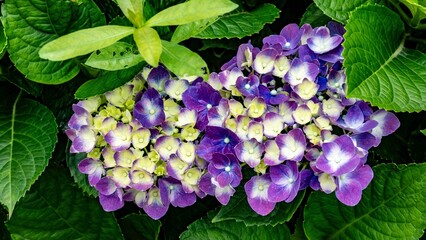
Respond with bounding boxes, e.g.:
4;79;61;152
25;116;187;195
224;137;230;143
284;42;291;48
167;146;172;151
258;185;264;191
244;83;251;89
206;104;212;109
225;166;231;172
149;109;155;115
270;90;277;95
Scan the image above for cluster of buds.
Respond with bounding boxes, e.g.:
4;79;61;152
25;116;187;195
197;22;400;215
67;22;400;219
67;66;212;219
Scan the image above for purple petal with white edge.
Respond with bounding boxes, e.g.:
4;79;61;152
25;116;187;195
78;158;101;175
212;179;235;205
134;88;165;128
351;133;376;151
99;190;124;212
207;99;230;128
234;138;264;168
166;155;189;180
335;178;362;206
268;161;300;202
264;140;282;166
218;67;244;90
284;58;319;86
263;35;285;48
237;42;254;69
280;23;303;50
263;112;285;138
245;175;276;216
199;173;215;196
104;123;132;151
130;170;154;191
307;26;343;54
197;126;240;161
236;74;260;97
343;164;373;190
143;187;170;220
319;45;343;63
209;153;242;188
299;169;314;190
147;66;170;92
95;177;117;196
221;56;237;71
159;178;196;208
370;110;400;144
252;48;278;74
342;105;365;130
71;126;97;153
68;105;91;130
154;136;180;161
88;168;104;186
316;135;360;176
279;101;298;125
321;98;344;122
276;128;306;162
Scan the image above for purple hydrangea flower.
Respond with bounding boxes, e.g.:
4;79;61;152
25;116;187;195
335;164;373;206
336;105;378;133
104;123;132;151
199;173;235;205
66;126;97;153
245;174;276;216
307;26;343;54
284;58;319;86
234;138;265;168
268;161;301;203
78;158;105;186
197;126;240;161
369;110;400;146
159;178;196;208
276;128;307;162
134;88;165;128
143;187;170;220
236;74;260;97
146;65;170;92
252;48;278;74
208;153;242;188
316;135;360;176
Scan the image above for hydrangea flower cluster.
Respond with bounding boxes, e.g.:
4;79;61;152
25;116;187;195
67;22;400;219
67;66;211;219
197;22;400;215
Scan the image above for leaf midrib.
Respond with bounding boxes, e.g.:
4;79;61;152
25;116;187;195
328;167;423;239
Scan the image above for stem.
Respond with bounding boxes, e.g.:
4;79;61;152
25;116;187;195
407;36;426;44
410;9;421;27
389;0;412;26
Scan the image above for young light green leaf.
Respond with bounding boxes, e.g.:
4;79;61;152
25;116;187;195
195;4;280;39
119;214;162;240
75;63;144;99
180;210;291;240
85;42;143;71
133;26;162;67
39;25;135;61
6;167;124;239
343;5;426;112
400;0;426;23
117;0;145;27
145;0;238;27
304;163;426;239
0;93;58;215
300;3;332;27
0;25;6;59
213;186;304;227
65;142;98;197
160;40;208;78
421;129;426;136
313;0;380;23
171;18;217;43
1;0;105;84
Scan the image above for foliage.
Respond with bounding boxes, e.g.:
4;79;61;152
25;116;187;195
0;0;424;239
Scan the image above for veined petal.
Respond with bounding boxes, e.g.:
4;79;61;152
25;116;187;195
130;170;154;191
264;140;282;166
143;187;170;220
234;139;264;168
284;58;319;86
99;190;124;212
114;149;137;168
252;48;278;74
165;79;189;101
244;175;275;216
263;112;285;138
276;128;306;162
132;128;151;149
154;136;180;160
104;123;132;151
71;126;97;153
177;142;196;164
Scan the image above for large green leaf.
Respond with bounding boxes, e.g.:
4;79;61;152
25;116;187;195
194;4;280;39
85;42;143;71
400;0;426;23
75;63;144;99
212;186;304;227
134;26;162;67
117;0;145;27
0;25;6;59
65;142;98;197
300;3;332;27
171;18;217;43
160;40;208;78
1;0;105;84
313;0;379;23
0;93;58;215
6;167;124;239
39;25;135;61
119;214;162;240
421;129;426;135
304;163;426;239
343;5;426;112
180;210;291;240
145;0;237;27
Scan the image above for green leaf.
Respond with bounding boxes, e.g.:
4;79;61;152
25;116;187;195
145;0;238;27
304;163;426;239
85;42;143;71
0;93;58;215
313;0;379;23
65;142;98;197
160;40;208;78
117;0;145;27
0;25;6;59
6;167;124;240
1;0;105;84
195;4;280;39
39;25;135;61
343;5;426;112
421;129;426;135
133;26;162;67
75;63;144;99
300;3;332;27
119;214;162;240
400;0;426;23
213;186;304;226
181;210;291;240
171;18;217;43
